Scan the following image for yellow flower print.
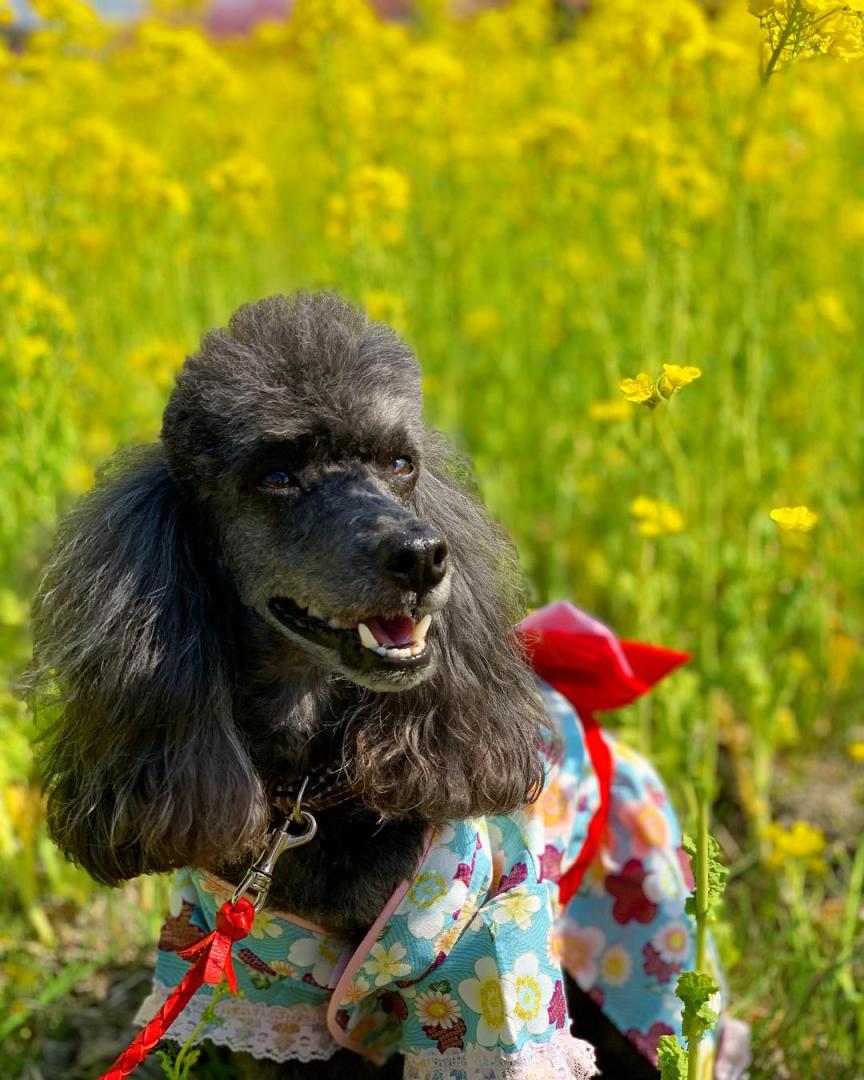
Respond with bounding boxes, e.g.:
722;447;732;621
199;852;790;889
364;942;411;988
489;887;542;931
502;952;555;1035
287;934;343;987
342;975;371;1004
770;506;819;532
248;909;285;940
457;956;509;1047
599;944;632;987
414;988;462;1029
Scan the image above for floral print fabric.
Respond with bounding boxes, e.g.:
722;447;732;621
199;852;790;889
139;680;716;1073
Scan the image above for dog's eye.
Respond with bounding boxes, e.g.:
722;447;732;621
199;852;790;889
261;470;294;491
393;456;414;478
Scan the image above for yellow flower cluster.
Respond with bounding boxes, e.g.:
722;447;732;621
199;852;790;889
770;506;819;532
620;365;702;408
762;820;828;874
629;497;686;538
749;0;864;77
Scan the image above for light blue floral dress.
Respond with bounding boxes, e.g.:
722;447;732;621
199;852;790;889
137;682;722;1078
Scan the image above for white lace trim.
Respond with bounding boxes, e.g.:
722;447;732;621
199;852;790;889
134;981;340;1063
403;1030;598;1079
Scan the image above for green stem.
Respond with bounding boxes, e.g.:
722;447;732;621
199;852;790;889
761;1;803;84
687;789;711;1079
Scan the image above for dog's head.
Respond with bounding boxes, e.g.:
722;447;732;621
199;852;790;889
163;292;451;693
28;292;546;883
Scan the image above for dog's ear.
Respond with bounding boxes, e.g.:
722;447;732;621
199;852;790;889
352;432;547;822
26;445;267;885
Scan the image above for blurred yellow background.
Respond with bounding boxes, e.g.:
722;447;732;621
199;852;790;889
0;1;862;1076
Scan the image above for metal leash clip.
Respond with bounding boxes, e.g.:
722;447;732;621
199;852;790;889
232;776;318;912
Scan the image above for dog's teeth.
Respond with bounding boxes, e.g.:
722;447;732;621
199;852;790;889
376;645;387;656
358;622;378;650
412;614;432;644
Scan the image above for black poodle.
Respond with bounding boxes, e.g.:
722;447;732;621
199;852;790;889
28;292;658;1079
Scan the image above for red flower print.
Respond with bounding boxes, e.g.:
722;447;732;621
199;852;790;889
626;1021;675;1065
604;858;658;924
547;979;567;1029
641;941;681;984
539;844;563;883
588;985;606;1008
380;990;409;1021
496;861;528;894
676;845;696;891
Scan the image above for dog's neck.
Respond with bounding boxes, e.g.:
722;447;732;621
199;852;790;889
219;599;428;936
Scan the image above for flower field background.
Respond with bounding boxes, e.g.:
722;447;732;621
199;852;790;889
1;0;863;1075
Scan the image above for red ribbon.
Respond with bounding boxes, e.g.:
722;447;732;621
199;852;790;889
98;897;255;1080
517;601;689;905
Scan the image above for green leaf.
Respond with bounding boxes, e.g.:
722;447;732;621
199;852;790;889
682;831;729;923
676;970;719;1045
657;1034;688;1080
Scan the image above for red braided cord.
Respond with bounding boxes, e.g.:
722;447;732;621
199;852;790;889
98;898;255;1080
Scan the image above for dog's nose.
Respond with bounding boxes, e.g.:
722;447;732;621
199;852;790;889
379;530;449;596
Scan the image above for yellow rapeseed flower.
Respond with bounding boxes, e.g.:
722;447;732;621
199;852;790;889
463;305;501;342
762;820;828;875
770;506;819;532
363;289;406;329
848;741;864;763
657;363;702;398
619;373;656;407
588;399;630;422
629;496;685;537
64;462;95;493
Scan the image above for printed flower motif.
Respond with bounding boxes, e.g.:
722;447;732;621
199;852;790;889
364;942;411;988
501;952;556;1036
642;942;682;984
458;957;509;1047
547;979;567;1029
496;861;528;894
405;845;470;940
287;935;343;987
599;945;632;987
557;924;606;986
415;987;462;1029
605;858;659;925
247;909;285;940
652;921;692;963
770;506;819;532
167;869;197;917
342;975;370;1004
620;798;671;859
539;844;563;884
627;1021;675;1065
490;887;542;930
643;859;685;906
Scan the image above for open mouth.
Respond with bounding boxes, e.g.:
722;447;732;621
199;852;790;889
268;596;434;673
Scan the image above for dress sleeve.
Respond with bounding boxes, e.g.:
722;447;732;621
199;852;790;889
399;879;597;1079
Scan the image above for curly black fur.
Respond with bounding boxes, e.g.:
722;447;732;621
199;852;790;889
26;292;546;916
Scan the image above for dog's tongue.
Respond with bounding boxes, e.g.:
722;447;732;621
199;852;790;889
366;615;415;648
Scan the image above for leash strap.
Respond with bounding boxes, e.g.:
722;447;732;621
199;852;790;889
98;898;255;1080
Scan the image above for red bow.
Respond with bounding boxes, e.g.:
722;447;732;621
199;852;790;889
98;898;256;1080
517;601;689;904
